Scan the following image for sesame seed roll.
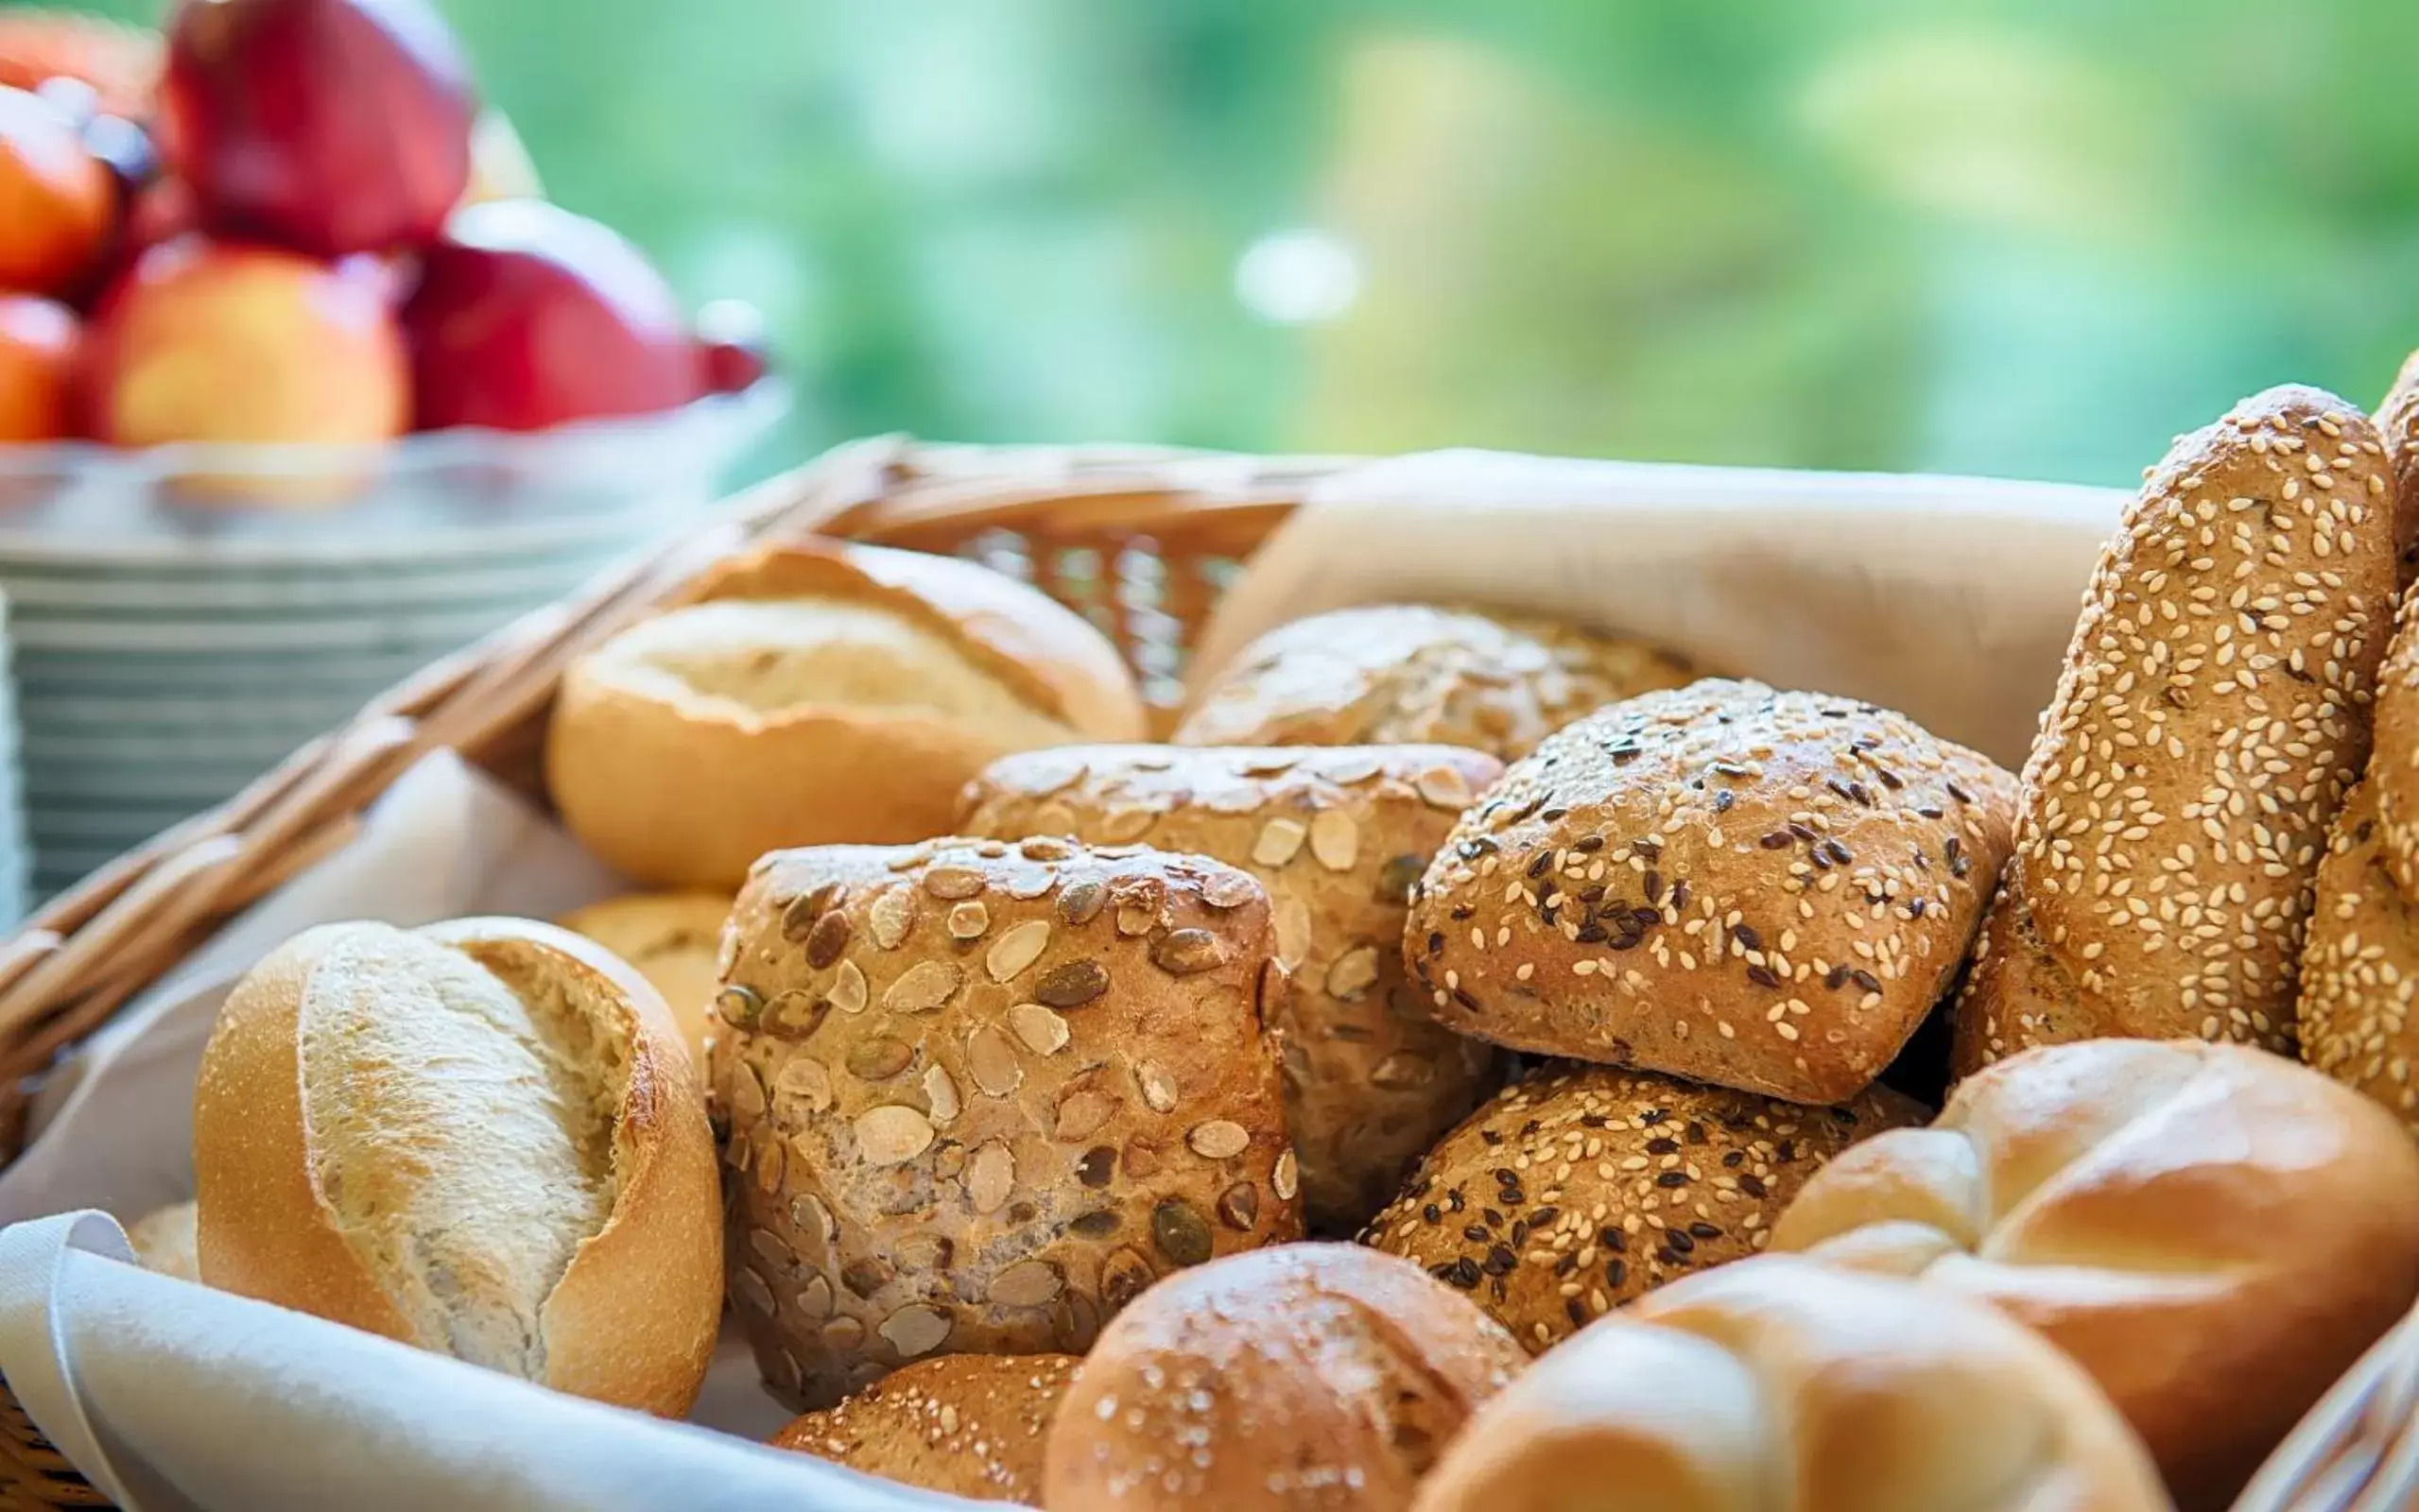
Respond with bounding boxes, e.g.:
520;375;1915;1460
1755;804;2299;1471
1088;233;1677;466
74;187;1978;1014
1360;1062;1923;1354
1406;679;2015;1105
1954;387;2399;1075
768;1352;1079;1504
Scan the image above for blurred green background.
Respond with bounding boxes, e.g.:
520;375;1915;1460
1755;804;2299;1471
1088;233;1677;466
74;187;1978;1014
76;0;2419;486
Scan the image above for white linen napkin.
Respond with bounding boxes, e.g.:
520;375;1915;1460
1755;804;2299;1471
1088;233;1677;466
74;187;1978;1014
1186;450;2132;768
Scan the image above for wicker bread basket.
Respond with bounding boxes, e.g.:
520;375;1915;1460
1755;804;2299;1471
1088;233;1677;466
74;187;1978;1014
0;437;2400;1511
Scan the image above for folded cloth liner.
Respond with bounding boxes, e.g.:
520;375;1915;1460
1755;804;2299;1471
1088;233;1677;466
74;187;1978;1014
1187;450;2132;769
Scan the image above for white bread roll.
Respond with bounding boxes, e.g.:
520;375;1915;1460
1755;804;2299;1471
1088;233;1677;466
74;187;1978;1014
193;918;722;1416
546;543;1148;888
1412;1256;2169;1512
126;1200;198;1282
557;890;731;1065
1771;1038;2419;1509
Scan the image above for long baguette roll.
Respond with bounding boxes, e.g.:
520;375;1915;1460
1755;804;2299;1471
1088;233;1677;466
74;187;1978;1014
1953;386;2398;1074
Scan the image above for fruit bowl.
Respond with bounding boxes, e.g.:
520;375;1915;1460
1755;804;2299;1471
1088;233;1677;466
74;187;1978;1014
0;377;786;550
0;378;784;898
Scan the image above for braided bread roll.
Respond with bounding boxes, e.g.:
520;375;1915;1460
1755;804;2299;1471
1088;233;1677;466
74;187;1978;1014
1771;1039;2419;1509
1411;1256;2169;1512
1953;387;2399;1074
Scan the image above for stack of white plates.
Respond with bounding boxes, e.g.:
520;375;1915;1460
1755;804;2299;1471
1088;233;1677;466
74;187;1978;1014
0;386;783;900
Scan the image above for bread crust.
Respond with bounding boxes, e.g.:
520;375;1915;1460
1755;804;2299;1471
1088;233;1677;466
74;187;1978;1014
193;918;722;1416
959;744;1506;1233
1362;1062;1923;1353
1174;604;1694;761
1771;1038;2419;1509
1409;1257;2170;1512
1407;679;2015;1103
714;839;1301;1408
1953;387;2397;1074
1043;1244;1525;1511
2300;775;2419;1128
545;542;1147;888
769;1352;1080;1504
2380;349;2419;587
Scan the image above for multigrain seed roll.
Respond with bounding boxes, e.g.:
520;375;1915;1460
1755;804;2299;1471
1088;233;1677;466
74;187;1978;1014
1409;1258;2171;1512
713;839;1300;1408
959;744;1506;1233
1952;387;2399;1076
1360;1063;1924;1353
1174;604;1695;762
1406;679;2015;1104
768;1353;1080;1505
1043;1245;1526;1512
1772;1039;2419;1509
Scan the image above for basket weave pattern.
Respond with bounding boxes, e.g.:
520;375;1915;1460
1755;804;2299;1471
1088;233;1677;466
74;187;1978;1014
0;439;2398;1510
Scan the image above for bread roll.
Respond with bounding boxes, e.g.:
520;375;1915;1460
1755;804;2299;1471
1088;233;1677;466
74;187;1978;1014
193;918;722;1416
1406;679;2014;1103
1174;604;1693;762
1410;1256;2170;1512
959;744;1505;1233
1771;1038;2419;1509
1044;1244;1524;1511
1363;1062;1923;1353
714;839;1300;1408
546;543;1147;888
769;1352;1079;1505
1952;387;2397;1074
557;891;730;1064
2380;349;2419;585
126;1200;197;1282
2298;777;2419;1125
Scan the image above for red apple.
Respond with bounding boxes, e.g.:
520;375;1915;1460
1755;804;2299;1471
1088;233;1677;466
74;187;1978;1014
403;199;701;432
694;298;770;394
80;236;407;451
0;296;78;442
163;0;475;258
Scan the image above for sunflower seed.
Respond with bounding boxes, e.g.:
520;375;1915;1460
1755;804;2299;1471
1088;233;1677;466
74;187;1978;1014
1034;959;1108;1007
869;887;916;949
924;866;986;900
1323;946;1381;1001
884;961;961;1014
1134;1059;1178;1113
879;1304;953;1358
805;911;852;969
1101;1248;1154;1308
1152;1200;1214;1265
1308;809;1359;871
990;1260;1063;1307
773;1057;833;1115
1201;870;1259;908
1273;1150;1299;1200
717;985;764;1029
1150;929;1226;976
1057;880;1105;925
1187;1120;1251;1160
730;1061;769;1119
846;1037;914;1081
1253;817;1308;867
1218;1183;1259;1229
924;1065;962;1125
1054;1090;1116;1142
1417;765;1474;808
798;1274;835;1319
829;960;869;1014
1273;895;1312;968
967;1025;1023;1096
1009;1003;1070;1056
969;1141;1013;1213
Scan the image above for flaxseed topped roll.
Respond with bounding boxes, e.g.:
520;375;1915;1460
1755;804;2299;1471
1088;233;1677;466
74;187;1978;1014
1954;387;2398;1075
959;744;1506;1234
1360;1062;1923;1353
712;838;1300;1408
1406;679;2015;1104
1174;604;1694;762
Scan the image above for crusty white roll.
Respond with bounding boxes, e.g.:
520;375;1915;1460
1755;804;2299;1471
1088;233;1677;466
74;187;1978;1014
1771;1038;2419;1509
557;890;731;1065
126;1200;198;1282
1411;1256;2170;1512
193;918;723;1416
1045;1244;1524;1510
546;542;1148;889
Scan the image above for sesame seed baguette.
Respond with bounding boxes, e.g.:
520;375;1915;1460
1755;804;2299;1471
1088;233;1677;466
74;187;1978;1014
2300;775;2419;1127
1952;387;2399;1076
1044;1244;1526;1512
713;838;1301;1409
1175;603;1696;762
2381;348;2419;587
958;743;1508;1236
1360;1061;1923;1354
768;1352;1080;1505
1407;679;2016;1105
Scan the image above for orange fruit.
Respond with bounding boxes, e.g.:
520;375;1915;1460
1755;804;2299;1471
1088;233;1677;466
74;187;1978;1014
0;293;78;442
0;84;111;297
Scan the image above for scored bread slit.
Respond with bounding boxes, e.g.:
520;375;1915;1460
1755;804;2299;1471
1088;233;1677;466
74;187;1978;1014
298;927;628;1379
